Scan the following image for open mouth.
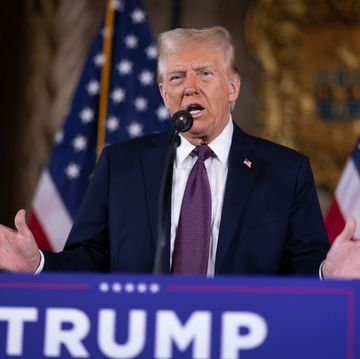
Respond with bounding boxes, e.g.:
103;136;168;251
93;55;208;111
186;103;205;117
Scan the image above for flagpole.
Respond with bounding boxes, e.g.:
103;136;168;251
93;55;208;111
97;0;115;159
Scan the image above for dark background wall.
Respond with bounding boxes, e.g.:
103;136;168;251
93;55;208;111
0;1;26;224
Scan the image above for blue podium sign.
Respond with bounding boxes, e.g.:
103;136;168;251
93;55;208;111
0;273;357;358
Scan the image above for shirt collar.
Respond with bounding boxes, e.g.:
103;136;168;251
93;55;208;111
175;117;234;168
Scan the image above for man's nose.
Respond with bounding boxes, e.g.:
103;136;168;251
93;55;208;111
184;73;199;96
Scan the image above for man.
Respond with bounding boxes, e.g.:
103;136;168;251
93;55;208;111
0;26;359;278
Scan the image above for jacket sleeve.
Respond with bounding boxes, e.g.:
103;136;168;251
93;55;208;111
281;156;330;275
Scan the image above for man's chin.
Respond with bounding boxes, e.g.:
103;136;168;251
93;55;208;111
183;128;209;145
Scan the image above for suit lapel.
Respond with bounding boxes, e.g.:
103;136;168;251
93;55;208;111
142;132;173;273
215;125;261;272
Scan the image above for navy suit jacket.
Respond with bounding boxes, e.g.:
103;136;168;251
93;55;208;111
44;123;329;275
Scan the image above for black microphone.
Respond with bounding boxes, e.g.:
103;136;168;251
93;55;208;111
172;110;193;133
153;110;193;274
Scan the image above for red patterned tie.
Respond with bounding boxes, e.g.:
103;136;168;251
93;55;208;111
172;144;213;275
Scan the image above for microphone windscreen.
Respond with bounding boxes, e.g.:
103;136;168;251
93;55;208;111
172;110;193;133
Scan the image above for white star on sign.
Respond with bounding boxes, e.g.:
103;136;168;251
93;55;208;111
86;79;100;95
54;129;64;144
65;162;80;179
137;283;147;293
124;283;135;293
131;9;146;23
149;283;160;293
127;122;144;138
138;70;154;86
106;116;120;132
156;105;169;121
112;283;122;292
79;107;95;124
124;34;138;49
117;59;133;75
93;52;105;67
99;282;110;292
134;97;148;111
145;45;157;60
72;135;87;152
110;87;125;104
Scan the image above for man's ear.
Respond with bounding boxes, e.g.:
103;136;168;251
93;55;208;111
159;83;167;104
228;74;241;103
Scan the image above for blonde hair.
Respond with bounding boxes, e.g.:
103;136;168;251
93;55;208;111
157;26;239;83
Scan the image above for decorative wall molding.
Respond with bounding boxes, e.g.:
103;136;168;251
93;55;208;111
246;0;360;190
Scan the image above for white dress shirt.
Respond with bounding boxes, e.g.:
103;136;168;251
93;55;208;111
171;118;234;276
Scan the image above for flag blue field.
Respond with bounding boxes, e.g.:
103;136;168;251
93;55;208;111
30;0;170;251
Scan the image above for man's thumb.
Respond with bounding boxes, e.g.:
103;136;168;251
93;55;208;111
14;209;32;238
336;216;357;243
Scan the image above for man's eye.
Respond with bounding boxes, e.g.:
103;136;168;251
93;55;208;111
200;70;212;77
170;75;182;81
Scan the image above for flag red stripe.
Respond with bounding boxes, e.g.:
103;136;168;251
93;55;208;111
325;200;346;245
29;212;54;251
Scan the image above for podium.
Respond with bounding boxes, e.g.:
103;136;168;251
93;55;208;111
0;273;357;358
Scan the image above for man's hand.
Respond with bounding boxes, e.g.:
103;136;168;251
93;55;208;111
0;209;40;273
322;216;360;279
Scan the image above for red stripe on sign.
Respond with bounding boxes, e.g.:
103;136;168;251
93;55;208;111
325;200;346;245
29;211;54;251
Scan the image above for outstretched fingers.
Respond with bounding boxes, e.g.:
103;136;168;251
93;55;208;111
14;209;33;239
336;216;357;243
0;209;40;273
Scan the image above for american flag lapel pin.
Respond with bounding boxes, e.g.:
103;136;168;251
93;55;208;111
243;158;252;168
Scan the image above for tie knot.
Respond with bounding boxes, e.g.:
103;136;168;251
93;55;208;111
193;145;213;162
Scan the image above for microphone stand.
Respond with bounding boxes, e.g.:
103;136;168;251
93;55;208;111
153;132;181;274
153;110;193;274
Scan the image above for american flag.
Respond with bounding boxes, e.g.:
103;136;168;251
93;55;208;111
29;0;170;252
325;138;360;243
243;158;252;169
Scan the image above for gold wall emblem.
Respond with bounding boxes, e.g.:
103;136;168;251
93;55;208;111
245;0;360;190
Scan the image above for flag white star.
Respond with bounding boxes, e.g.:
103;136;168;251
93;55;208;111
124;34;138;49
134;97;148;111
72;135;88;152
79;107;95;124
100;27;109;37
110;87;126;104
65;162;80;179
86;79;100;95
131;9;146;23
54;129;64;144
117;59;133;75
138;70;154;86
145;45;157;60
111;0;124;11
127;122;144;138
156;105;169;121
93;52;106;67
106;116;120;132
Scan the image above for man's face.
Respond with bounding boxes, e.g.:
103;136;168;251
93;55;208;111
159;44;240;145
